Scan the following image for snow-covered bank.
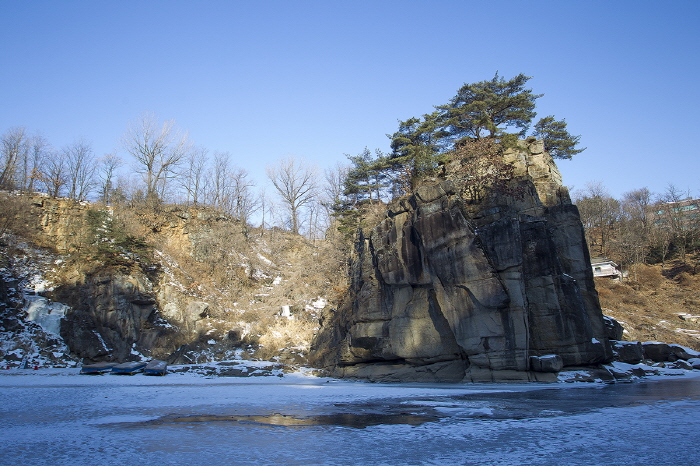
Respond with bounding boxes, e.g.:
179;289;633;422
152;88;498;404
1;369;700;465
3;357;699;385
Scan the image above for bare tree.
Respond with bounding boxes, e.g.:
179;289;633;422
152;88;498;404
0;127;30;190
122;112;192;203
656;184;695;263
40;149;67;198
266;157;317;235
617;187;653;267
204;151;232;209
258;187;270;233
64;139;97;201
229;168;258;226
306;199;327;242
323;162;349;210
199;152;258;226
179;147;208;205
27;134;50;193
573;182;621;257
98;153;123;204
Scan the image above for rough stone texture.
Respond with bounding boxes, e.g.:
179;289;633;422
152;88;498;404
639;342;700;362
642;341;677;362
612;340;644;363
603;315;624;341
53;269;179;363
670;359;693;370
530;354;564;372
310;139;613;382
1;196;243;364
15;195;93;252
669;344;700;361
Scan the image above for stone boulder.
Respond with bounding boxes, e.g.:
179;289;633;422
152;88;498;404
640;342;700;362
603;315;624;341
669;344;700;361
530;355;564;372
669;360;693;370
310;140;613;382
642;342;675;362
612;341;644;363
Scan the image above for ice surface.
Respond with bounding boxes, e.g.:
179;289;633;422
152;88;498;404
1;370;699;465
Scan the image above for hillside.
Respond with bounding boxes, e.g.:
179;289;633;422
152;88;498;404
596;262;700;351
0;192;347;368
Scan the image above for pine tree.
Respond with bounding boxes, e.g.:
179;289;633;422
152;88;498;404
343;148;390;204
533;116;586;159
387;111;443;187
439;73;542;141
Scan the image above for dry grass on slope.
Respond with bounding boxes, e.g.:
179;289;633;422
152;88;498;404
596;262;700;351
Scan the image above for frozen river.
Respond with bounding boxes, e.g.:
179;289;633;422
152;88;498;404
1;370;699;465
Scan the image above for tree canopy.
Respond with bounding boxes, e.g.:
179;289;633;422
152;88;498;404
533;116;586;159
342;147;390;204
384;73;585;188
439;72;541;140
333;73;589;235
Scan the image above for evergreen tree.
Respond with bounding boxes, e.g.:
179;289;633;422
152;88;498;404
387;111;443;186
439;72;542;141
533;116;586;159
343;147;389;204
331;148;390;237
381;73;585;204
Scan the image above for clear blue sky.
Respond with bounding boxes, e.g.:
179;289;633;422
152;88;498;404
2;0;698;201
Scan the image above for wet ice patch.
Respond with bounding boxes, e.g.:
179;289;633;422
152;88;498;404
88;414;160;425
24;295;68;335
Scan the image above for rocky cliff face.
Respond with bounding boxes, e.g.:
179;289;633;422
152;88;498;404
50;267;180;362
1;193;326;366
0;196;236;364
310;139;613;382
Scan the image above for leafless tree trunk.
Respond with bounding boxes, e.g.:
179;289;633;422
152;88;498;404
122;112;191;204
230;168;258;227
266;157;317;235
258;188;269;234
64;139;97;201
98;153;122;204
618;187;653;267
573;182;621;258
179;147;208;205
658;184;692;263
27;134;50;193
323;162;348;208
205;151;232;209
41;150;67;198
0;127;29;190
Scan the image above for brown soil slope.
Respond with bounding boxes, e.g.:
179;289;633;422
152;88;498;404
596;262;700;351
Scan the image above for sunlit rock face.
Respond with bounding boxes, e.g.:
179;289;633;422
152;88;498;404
311;140;613;382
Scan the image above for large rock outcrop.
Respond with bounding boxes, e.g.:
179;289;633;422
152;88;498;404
0;195;241;363
311;139;613;382
52;267;180;362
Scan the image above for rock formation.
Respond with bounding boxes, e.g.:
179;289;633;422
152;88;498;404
0;195;235;363
52;268;179;362
310;139;614;382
